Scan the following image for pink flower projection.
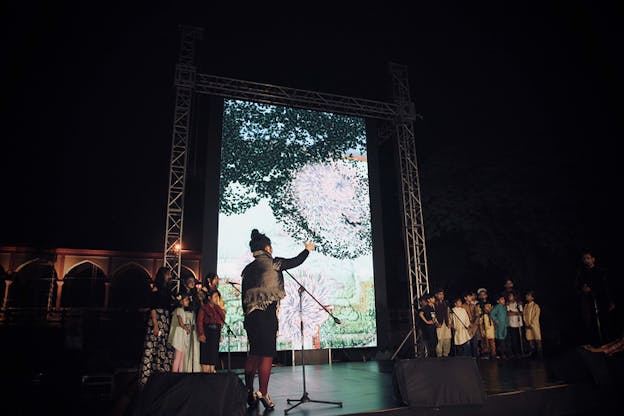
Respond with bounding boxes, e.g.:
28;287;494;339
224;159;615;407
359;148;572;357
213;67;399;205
282;159;372;259
278;273;331;349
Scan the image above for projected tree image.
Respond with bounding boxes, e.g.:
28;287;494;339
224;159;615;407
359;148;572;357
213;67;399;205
220;100;371;259
217;99;376;351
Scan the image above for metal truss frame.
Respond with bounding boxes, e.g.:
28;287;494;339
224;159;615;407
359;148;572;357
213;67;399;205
195;74;399;120
164;29;429;358
388;63;430;359
163;26;203;288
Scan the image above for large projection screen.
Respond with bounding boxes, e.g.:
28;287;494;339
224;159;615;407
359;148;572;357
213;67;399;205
216;99;376;352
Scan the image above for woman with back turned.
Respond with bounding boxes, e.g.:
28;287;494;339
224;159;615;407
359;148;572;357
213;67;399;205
242;229;315;410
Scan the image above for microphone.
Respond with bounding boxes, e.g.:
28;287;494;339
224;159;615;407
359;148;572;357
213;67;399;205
225;278;240;286
333;317;342;324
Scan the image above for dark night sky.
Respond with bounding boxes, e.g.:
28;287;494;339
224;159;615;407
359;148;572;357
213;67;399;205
3;2;620;267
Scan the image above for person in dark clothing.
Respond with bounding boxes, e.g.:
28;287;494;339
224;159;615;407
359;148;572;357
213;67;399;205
198;290;226;373
241;229;315;410
418;293;438;358
433;288;452;357
180;276;202;313
575;251;617;344
503;279;520;301
138;267;175;387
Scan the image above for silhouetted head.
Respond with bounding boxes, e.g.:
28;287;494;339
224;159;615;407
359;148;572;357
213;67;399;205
249;229;272;254
581;251;596;268
154;267;171;289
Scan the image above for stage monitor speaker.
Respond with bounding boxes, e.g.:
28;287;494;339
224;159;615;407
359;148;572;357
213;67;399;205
135;372;247;416
394;357;486;408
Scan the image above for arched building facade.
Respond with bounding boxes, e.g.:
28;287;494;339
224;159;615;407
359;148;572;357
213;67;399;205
0;246;202;314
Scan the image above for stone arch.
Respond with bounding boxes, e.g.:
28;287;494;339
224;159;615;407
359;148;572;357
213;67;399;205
11;259;57;308
110;262;152;309
15;258;42;273
61;257;109;278
112;261;152;279
61;261;107;307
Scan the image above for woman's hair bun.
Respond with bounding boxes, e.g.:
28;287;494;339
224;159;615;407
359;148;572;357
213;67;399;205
249;228;271;252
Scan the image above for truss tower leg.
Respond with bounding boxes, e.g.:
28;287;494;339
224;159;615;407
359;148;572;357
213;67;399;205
388;63;430;358
163;26;203;289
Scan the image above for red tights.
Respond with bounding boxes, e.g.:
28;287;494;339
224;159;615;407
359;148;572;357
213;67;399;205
244;355;273;395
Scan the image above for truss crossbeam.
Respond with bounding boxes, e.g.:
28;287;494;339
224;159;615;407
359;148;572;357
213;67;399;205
195;73;404;121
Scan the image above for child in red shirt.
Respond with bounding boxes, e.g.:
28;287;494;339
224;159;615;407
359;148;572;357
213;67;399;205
198;290;226;373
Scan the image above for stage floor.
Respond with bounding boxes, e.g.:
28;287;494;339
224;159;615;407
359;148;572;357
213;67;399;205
241;358;566;416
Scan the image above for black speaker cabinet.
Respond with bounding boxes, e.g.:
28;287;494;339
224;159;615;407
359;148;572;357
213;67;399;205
135;372;247;416
394;357;486;407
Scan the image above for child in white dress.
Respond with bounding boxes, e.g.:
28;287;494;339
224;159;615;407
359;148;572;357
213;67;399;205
169;295;194;372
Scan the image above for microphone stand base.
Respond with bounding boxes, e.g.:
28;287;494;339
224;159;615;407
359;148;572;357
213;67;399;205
285;392;343;414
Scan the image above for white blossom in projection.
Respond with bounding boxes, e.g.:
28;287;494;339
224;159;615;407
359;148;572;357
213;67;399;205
278;274;331;349
278;159;372;259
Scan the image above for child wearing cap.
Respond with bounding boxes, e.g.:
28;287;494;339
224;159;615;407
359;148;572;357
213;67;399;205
476;288;495;358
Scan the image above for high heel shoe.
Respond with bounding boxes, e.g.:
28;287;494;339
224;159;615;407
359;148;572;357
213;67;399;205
256;391;275;410
247;390;258;408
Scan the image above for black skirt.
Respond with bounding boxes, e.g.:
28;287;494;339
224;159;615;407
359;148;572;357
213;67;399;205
244;302;278;357
200;325;221;365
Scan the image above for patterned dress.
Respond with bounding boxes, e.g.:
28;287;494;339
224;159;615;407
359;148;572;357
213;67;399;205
139;288;175;386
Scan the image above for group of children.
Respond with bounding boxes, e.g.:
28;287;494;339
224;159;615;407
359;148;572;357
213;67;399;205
418;279;542;360
169;274;227;373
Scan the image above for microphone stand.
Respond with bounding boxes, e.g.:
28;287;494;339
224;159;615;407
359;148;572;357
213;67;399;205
223;280;249;375
589;290;603;344
283;269;343;415
222;321;234;372
226;280;241;295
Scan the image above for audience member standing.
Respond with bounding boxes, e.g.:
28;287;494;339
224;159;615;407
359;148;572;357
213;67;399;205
434;289;452;357
575;251;616;344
